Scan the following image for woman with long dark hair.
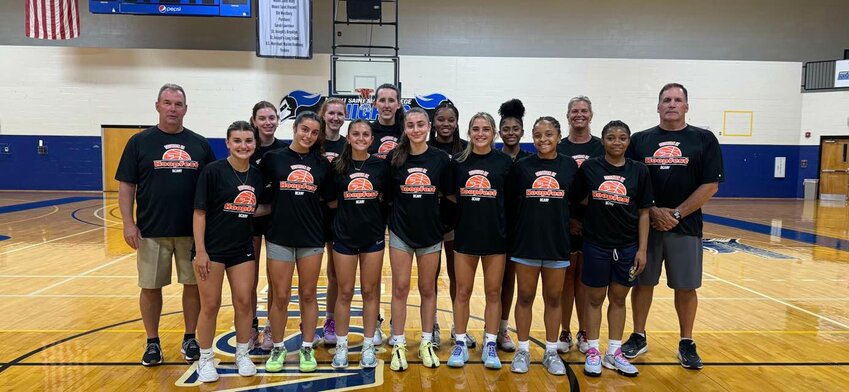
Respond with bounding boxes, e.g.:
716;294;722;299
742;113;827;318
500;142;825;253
327;120;389;369
192;121;264;382
386;107;452;371
259;111;331;374
249;100;288;351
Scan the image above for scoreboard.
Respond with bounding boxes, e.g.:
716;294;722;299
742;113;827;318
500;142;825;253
89;0;251;18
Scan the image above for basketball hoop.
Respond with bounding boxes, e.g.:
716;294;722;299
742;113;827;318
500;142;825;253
355;88;374;101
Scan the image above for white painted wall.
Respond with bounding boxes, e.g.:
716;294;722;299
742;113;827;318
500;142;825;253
800;91;849;145
0;46;808;145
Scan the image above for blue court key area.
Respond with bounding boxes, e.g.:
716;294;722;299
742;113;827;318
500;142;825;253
0;196;100;215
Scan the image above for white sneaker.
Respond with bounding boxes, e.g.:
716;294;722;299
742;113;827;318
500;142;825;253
235;348;256;377
196;352;219;382
332;343;349;369
373;315;385;345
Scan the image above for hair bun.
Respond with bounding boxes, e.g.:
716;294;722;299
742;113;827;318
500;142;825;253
499;99;525;120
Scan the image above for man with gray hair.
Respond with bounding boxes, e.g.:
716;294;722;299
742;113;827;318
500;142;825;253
116;83;216;366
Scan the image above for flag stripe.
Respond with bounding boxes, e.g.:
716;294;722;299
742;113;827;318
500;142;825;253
25;0;79;40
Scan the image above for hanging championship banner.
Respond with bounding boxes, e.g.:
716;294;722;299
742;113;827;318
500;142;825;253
257;0;312;59
835;60;849;88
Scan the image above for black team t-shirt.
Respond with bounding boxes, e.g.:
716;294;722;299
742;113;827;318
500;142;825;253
251;138;288;236
321;136;347;241
449;150;514;255
323;136;347;163
115;126;216;237
507;154;580;260
387;147;452;248
331;156;390;248
428;138;469;156
252;138;289;167
557;136;604;167
259;146;334;248
369;121;403;159
193;159;264;257
627;125;724;237
509;148;533;162
557;135;604;222
577;157;654;248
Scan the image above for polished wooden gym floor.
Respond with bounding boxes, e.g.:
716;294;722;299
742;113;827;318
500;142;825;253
1;191;848;391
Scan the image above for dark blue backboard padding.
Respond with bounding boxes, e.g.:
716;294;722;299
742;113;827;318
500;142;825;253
0;135;102;191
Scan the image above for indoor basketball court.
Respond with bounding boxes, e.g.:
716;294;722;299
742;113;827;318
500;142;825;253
2;1;849;391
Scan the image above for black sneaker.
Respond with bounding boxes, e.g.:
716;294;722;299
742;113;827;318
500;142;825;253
621;332;648;359
142;342;163;366
181;338;200;362
678;340;703;369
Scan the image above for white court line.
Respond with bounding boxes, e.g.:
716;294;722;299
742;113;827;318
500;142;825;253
93;205;124;227
705;272;849;330
0;226;105;255
27;253;135;296
0;206;59;225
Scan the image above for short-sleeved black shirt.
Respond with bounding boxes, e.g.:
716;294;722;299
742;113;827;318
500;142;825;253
428;138;469;156
115;126;216;237
331;156;390;248
508;148;533;162
252;138;289;167
251;138;288;236
627;125;724;237
578;157;654;248
369;121;403;159
259;146;334;247
557;136;604;168
323;136;347;163
193;159;264;257
387;147;452;248
449;150;514;255
508;154;580;260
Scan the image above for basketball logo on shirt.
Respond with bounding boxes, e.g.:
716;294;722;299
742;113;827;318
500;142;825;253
344;173;379;203
375;136;398;159
224;185;257;217
572;154;590;167
644;141;689;169
460;170;497;200
324;152;339;162
592;176;630;205
154;144;199;172
526;170;565;201
280;165;318;193
401;168;436;197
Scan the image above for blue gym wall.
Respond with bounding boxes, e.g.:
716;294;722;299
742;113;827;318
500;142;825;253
0;135;820;198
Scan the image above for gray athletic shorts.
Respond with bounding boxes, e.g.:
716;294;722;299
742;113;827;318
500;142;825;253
266;241;324;262
388;231;442;257
635;230;702;290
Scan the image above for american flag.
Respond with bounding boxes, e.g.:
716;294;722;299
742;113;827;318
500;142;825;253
25;0;81;40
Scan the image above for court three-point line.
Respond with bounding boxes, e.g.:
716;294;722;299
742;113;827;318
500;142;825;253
706;272;849;330
28;253;135;296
